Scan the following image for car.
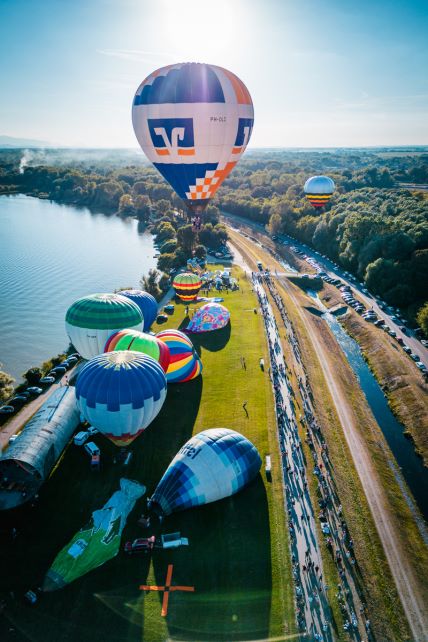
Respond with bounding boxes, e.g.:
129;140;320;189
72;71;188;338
374;320;384;326
25;387;43;396
156;314;168;324
421;340;428;348
391;316;398;322
400;326;408;334
39;376;55;384
51;366;67;374
124;537;156;554
0;405;15;415
9;395;29;406
403;346;412;354
74;431;89;446
388;330;397;337
87;426;99;437
411;354;420;361
84;442;100;457
66;355;79;363
396;337;404;345
416;362;427;371
8;434;19;444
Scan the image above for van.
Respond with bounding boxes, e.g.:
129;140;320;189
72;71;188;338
74;431;89;446
84;442;100;457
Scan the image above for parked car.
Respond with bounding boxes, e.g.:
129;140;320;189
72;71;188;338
124;537;156;554
0;405;15;415
87;426;99;437
84;442;100;457
40;376;55;384
74;431;89;446
411;354;420;362
403;346;412;354
9;434;19;444
66;355;78;364
156;314;168;324
9;395;29;407
400;326;408;334
416;362;426;371
25;387;43;396
51;366;67;375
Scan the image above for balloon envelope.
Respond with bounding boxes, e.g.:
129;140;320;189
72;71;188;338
156;329;202;383
304;175;335;208
104;329;170;372
149;428;261;516
119;290;158;331
132;62;254;213
186;302;230;333
75;351;167;446
173;272;202;302
65;293;143;360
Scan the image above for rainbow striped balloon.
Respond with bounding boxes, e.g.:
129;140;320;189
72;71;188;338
156;329;202;383
304;175;335;209
104;329;170;372
172;272;202;302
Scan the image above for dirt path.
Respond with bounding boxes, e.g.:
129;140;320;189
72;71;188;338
230;230;428;642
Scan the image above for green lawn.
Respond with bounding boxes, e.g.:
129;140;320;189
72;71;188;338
1;267;294;642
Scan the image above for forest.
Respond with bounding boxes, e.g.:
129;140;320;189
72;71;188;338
0;147;427;321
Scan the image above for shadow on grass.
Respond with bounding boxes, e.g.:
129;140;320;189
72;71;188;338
179;321;232;353
150;474;272;641
0;377;203;642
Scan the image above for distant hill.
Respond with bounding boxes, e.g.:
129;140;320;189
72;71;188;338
0;135;53;148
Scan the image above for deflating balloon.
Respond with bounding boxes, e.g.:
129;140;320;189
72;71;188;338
148;428;261;516
132;63;254;215
65;293;143;360
156;329;202;383
173;272;202;302
75;351;167;446
186;302;230;333
119;290;158;331
104;329;170;372
304;175;335;209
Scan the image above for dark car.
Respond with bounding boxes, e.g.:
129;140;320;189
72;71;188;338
124;537;156;554
51;366;67;375
26;387;43;396
9;395;29;407
0;405;15;415
40;376;55;385
156;314;168;324
400;326;408;335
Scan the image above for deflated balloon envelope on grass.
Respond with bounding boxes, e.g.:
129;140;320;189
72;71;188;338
65;293;143;360
104;328;171;372
75;351;167;447
186;302;230;333
148;428;261;517
118;289;158;332
132;62;254;221
156;328;202;383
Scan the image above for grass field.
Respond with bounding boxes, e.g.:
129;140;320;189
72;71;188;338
0;267;295;642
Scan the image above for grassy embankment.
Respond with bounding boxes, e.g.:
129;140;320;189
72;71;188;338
320;284;428;465
229;229;421;641
0;266;295;642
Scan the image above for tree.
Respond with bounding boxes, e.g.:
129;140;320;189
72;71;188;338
194;244;207;260
0;365;15;402
159;273;171;292
176;224;195;255
118;194;134;215
140;269;161;300
268;212;282;235
416;302;428;335
157;253;175;273
23;367;42;385
160;239;177;254
134;194;151;221
156;221;176;243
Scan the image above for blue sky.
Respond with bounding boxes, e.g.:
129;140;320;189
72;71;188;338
1;0;427;147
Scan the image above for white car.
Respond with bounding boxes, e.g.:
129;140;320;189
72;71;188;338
74;431;89;446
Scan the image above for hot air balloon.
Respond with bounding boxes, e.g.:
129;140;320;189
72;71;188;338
148;429;261;516
156;329;202;383
173;272;202;302
65;293;143;360
186;302;230;333
104;329;170;372
304;175;335;209
132;63;254;221
75;351;167;446
119;290;158;332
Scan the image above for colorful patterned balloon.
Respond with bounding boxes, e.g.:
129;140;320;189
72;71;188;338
186;302;230;333
304;175;335;209
104;329;170;372
148;429;261;516
173;272;202;302
65;293;143;360
132;63;254;215
156;329;202;383
118;290;158;332
75;351;167;446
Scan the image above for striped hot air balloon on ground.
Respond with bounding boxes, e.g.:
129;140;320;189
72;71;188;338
132;63;254;218
173;272;202;302
148;429;261;516
119;290;158;332
156;329;202;383
65;293;143;360
75;351;167;446
304;175;335;209
104;329;170;372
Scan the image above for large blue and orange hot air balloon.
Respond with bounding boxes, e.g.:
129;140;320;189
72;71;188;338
304;176;335;209
132;63;254;217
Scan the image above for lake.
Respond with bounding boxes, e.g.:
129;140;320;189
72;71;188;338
0;194;157;381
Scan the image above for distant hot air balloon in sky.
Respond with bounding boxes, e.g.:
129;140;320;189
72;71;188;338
65;293;143;360
119;290;158;332
148;428;261;516
75;351;167;446
186;302;230;333
304;175;335;209
173;272;202;302
156;329;202;383
104;328;170;372
132;63;254;219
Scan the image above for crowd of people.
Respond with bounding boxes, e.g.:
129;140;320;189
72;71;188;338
252;270;372;642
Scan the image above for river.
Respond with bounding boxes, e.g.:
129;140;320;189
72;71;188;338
0;194;157;381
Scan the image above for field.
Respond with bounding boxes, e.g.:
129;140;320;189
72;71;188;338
0;267;294;642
